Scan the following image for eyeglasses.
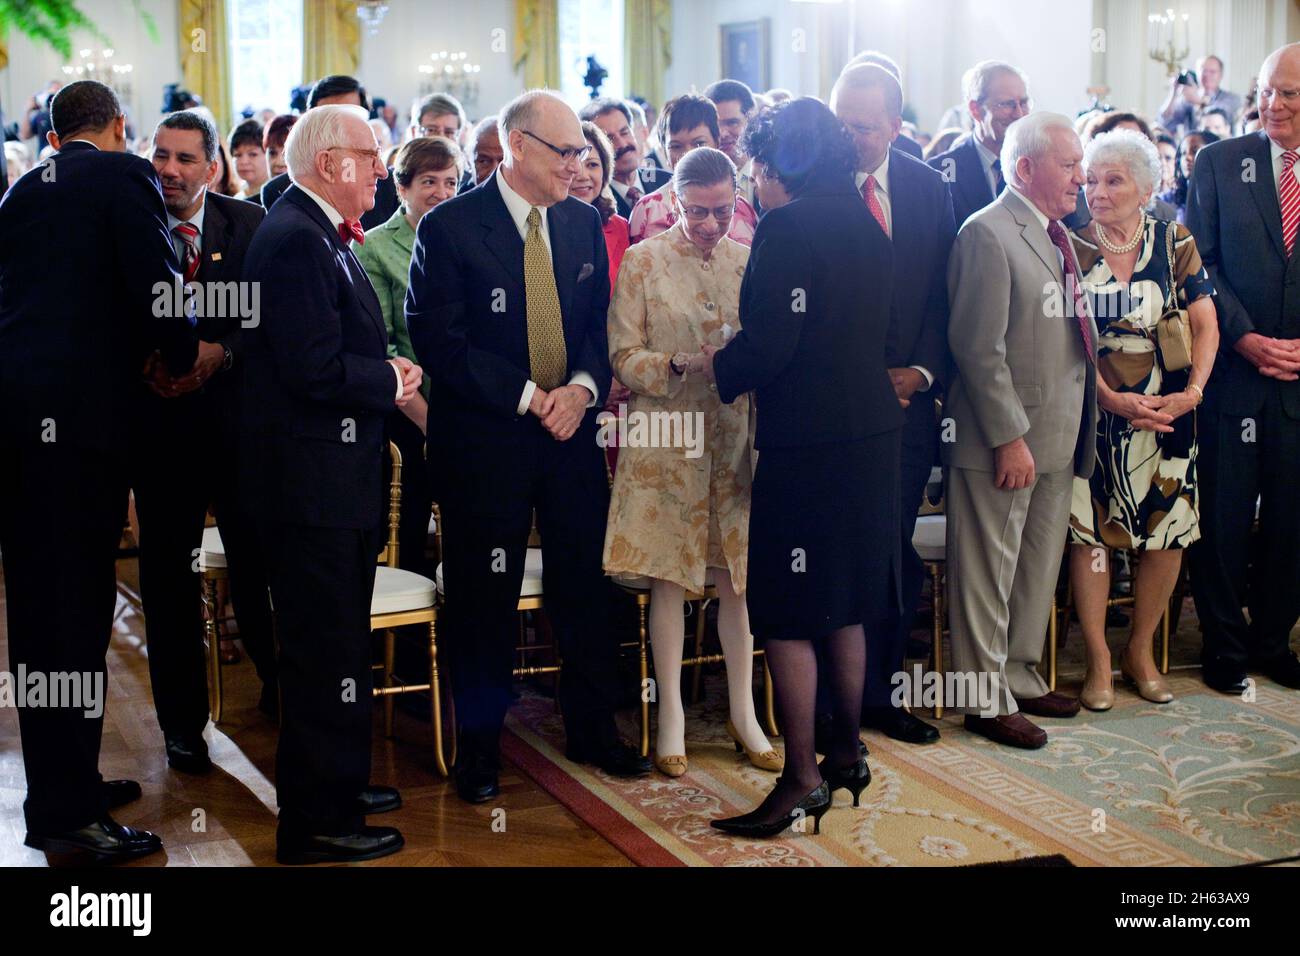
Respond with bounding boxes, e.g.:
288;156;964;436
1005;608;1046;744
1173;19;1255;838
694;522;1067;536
327;145;382;163
521;130;591;164
419;124;459;138
1260;88;1300;104
679;203;735;223
985;97;1033;114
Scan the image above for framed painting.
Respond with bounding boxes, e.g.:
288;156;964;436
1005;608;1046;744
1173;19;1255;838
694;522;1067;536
719;19;770;92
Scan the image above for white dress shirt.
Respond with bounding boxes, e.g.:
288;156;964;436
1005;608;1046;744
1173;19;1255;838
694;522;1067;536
494;166;598;415
297;179;404;400
856;153;933;391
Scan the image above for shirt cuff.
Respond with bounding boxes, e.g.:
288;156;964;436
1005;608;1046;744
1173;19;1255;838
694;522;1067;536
569;371;599;408
390;362;403;400
910;366;935;392
518;380;537;417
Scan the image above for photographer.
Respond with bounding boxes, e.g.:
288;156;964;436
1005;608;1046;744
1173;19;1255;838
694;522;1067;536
1158;54;1243;136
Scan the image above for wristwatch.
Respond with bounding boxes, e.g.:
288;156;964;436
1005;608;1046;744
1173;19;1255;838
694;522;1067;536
670;353;689;376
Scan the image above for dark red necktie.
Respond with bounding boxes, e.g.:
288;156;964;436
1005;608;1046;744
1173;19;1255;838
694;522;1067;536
861;175;890;239
339;219;364;245
1046;220;1095;364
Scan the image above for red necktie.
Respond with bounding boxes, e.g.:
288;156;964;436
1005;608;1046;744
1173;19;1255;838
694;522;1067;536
1280;150;1299;257
862;175;889;238
339;219;365;245
626;185;642;205
173;222;200;283
1046;220;1095;365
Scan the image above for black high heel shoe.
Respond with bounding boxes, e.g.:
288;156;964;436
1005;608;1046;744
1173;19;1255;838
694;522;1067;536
710;782;832;838
819;755;871;807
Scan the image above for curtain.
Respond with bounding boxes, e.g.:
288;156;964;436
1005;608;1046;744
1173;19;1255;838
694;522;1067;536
624;0;671;109
514;0;560;90
303;0;360;85
179;0;231;132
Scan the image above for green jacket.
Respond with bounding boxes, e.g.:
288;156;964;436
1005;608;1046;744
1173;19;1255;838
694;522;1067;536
353;208;430;397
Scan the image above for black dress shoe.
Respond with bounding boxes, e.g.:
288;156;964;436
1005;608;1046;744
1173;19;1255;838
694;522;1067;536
165;733;212;774
356;785;401;815
276;825;404;865
454;756;500;804
25;816;163;864
819;755;872;806
566;741;652;777
1203;663;1250;695
1254;652;1300;690
862;706;940;744
101;779;142;810
711;782;832;838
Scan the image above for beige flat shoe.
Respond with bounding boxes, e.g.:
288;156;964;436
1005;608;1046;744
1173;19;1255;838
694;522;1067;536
1121;665;1173;703
654;754;688;777
1080;682;1114;711
726;720;784;772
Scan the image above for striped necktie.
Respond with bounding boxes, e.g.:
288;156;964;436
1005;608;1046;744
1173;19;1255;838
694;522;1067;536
1280;149;1299;258
173;222;200;283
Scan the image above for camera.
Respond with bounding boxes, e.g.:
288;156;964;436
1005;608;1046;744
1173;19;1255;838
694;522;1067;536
1176;70;1198;87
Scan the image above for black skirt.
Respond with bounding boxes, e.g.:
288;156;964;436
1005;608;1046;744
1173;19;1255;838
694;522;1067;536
746;429;902;643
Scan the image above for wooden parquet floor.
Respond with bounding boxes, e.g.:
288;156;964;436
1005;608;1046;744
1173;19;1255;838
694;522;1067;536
0;558;630;867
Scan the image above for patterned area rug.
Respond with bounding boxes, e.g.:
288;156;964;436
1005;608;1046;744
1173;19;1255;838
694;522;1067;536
503;669;1300;867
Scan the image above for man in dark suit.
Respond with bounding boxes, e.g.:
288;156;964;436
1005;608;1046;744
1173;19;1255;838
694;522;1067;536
580;97;671;219
843;51;924;161
1186;42;1300;695
260;75;399;230
832;64;956;744
242;104;420;864
927;60;1030;229
407;90;650;804
0;80;196;862
130;110;273;777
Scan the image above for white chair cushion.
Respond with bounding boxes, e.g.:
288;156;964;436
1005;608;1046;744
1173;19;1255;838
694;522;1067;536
372;566;437;615
912;514;946;562
435;547;544;599
611;573;652;591
199;526;226;570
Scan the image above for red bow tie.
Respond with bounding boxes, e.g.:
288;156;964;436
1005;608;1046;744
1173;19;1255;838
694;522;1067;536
339;219;364;245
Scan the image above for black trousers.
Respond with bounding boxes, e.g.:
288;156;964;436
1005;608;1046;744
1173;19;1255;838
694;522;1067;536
865;410;936;707
1189;385;1300;668
260;521;382;835
439;413;619;762
130;388;276;738
0;435;124;834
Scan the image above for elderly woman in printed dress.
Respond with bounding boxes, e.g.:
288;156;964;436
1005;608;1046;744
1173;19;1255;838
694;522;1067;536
603;147;779;778
1066;129;1218;710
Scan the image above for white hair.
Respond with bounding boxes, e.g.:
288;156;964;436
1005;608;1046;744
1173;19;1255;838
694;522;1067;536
285;104;370;182
963;60;1028;106
1001;111;1077;188
1083;128;1162;199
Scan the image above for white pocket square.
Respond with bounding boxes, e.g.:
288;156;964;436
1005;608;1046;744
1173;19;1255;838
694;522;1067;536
577;262;594;283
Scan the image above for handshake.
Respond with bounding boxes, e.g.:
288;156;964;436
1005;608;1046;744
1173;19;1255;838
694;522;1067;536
389;356;423;407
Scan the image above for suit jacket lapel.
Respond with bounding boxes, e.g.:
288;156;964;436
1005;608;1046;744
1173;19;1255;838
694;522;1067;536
960;138;994;215
196;195;229;282
480;176;526;293
547;201;576;323
1002;191;1062;282
1246;131;1287;262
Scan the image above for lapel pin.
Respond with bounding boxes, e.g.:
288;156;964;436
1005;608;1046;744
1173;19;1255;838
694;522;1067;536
210;252;222;261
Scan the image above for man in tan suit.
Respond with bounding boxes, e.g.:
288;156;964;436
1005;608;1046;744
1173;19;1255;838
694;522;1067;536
944;111;1098;748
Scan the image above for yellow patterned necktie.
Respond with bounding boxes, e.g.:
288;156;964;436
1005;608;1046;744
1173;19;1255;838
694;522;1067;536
524;206;567;389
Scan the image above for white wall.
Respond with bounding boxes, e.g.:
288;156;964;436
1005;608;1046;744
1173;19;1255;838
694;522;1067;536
1;0;178;142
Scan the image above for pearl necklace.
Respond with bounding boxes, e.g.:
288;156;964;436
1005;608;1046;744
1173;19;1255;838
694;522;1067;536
1095;212;1145;255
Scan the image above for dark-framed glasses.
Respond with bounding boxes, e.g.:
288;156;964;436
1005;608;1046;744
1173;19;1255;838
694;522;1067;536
522;130;591;163
680;203;736;223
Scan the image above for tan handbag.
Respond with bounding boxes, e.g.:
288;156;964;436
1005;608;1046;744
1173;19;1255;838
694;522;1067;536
1156;223;1193;372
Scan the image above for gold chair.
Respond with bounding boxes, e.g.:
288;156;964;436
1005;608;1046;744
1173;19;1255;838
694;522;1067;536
198;522;230;723
912;467;948;718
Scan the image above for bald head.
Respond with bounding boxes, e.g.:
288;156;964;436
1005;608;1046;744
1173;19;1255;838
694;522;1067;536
1259;43;1300;149
499;89;585;207
832;64;904;173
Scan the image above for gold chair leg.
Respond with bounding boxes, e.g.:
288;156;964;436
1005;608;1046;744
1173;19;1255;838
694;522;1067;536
638;598;650;758
1049;595;1058;692
1160;599;1170;675
202;575;223;724
931;563;944;720
383;629;395;738
429;619;450;777
690;597;708;704
762;654;779;737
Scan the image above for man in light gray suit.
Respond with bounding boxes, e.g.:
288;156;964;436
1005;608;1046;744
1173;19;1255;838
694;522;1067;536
944;112;1099;749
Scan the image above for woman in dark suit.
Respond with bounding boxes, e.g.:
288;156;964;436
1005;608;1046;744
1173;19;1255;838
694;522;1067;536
704;98;904;838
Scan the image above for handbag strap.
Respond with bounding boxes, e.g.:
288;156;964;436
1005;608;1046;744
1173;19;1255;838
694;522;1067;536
1164;221;1179;312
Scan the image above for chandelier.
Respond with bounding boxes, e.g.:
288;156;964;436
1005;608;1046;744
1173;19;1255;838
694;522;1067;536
357;1;389;37
418;51;482;108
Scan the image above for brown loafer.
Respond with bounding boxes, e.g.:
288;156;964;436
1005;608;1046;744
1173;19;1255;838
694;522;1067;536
963;713;1048;749
1014;691;1081;719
